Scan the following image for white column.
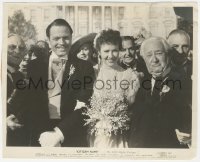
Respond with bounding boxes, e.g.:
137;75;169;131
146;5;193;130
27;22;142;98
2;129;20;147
144;4;150;30
89;6;92;33
54;6;58;19
101;6;105;30
75;6;78;37
63;5;66;19
40;7;45;40
112;7;118;30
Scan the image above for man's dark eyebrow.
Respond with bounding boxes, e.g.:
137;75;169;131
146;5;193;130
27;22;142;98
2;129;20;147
53;36;59;39
104;50;109;52
63;36;70;38
155;50;164;52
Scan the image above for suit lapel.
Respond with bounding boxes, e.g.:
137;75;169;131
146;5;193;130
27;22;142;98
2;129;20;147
63;60;71;81
61;60;75;93
134;69;178;125
134;79;151;121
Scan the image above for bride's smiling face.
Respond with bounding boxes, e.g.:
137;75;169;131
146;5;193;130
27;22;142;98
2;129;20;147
99;43;119;68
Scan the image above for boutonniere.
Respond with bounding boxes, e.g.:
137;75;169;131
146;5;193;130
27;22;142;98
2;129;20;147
159;85;170;99
161;85;170;93
68;64;75;80
74;100;87;111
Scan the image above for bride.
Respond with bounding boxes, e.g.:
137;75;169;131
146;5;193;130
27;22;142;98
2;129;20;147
84;29;142;148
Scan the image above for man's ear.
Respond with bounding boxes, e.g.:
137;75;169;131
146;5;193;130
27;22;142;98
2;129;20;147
47;37;51;48
98;52;101;59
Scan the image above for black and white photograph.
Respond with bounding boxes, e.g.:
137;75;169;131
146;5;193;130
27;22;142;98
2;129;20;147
1;1;198;159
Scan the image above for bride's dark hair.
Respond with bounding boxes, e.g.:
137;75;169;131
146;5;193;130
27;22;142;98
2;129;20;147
94;29;122;52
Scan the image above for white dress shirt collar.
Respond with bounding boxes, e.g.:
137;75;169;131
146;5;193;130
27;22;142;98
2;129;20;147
50;51;68;61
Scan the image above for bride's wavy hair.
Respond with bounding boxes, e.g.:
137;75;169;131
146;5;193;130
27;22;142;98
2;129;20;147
93;29;122;52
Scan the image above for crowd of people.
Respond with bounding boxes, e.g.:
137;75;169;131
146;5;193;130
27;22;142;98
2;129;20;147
6;18;192;148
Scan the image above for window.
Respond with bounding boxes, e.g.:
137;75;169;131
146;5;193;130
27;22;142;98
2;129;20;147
118;7;124;20
44;9;50;21
93;6;101;20
57;6;63;18
92;6;102;32
133;6;142;18
149;21;159;36
30;9;37;22
105;6;112;28
65;6;75;29
132;21;143;35
57;6;62;11
164;20;175;37
118;21;128;36
78;6;89;35
149;7;157;18
164;8;172;18
105;6;111;18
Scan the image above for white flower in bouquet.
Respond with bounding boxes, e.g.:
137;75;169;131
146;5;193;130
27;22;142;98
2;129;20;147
83;90;131;137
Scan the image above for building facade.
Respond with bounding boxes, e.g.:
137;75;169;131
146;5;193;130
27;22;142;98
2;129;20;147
8;3;177;41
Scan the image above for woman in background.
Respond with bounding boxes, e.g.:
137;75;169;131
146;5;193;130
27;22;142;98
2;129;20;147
69;33;98;75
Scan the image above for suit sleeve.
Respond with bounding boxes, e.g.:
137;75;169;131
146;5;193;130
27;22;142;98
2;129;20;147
7;72;28;119
178;77;192;134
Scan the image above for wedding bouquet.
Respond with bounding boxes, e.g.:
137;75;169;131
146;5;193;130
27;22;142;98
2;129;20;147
83;91;131;137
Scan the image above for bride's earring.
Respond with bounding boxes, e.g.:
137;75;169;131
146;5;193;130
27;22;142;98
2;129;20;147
98;54;102;65
97;54;102;73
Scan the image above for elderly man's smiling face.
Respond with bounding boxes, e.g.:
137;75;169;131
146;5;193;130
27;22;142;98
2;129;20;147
143;39;169;77
7;35;26;68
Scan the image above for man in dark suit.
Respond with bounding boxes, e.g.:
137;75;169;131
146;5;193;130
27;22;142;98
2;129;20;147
167;29;192;107
38;19;95;147
6;34;27;146
167;29;192;78
128;37;192;148
7;34;50;146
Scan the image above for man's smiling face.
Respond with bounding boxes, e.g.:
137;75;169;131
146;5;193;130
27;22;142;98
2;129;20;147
48;25;72;58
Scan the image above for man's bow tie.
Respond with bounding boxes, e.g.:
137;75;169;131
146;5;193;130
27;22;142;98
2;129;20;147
152;76;163;81
52;58;67;66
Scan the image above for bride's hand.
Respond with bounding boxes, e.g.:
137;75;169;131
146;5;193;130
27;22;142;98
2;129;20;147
127;71;142;104
135;71;144;81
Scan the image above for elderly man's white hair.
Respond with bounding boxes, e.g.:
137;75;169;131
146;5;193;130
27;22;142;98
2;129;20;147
140;37;171;57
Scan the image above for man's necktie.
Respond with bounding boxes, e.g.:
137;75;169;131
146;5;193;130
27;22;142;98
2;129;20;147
151;77;163;101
